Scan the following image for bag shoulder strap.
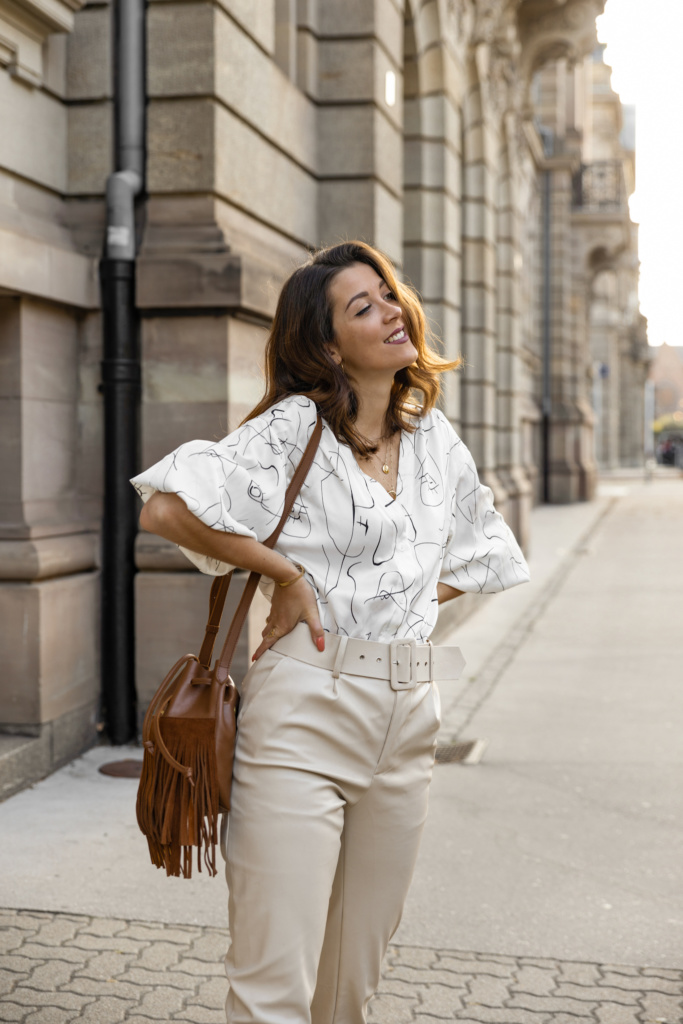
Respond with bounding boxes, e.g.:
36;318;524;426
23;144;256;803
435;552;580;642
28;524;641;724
198;411;323;674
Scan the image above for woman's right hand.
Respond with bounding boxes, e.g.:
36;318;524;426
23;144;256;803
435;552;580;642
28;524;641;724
251;575;325;662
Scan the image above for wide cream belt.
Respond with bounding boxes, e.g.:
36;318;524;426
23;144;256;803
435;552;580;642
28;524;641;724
271;622;466;691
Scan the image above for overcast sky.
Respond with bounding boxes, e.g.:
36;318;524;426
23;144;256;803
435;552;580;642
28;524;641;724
596;0;683;347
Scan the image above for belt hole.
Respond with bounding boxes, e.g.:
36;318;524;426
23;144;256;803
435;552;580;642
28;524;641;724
376;657;381;662
359;655;365;660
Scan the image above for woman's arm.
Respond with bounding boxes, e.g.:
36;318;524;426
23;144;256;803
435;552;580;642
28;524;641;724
436;582;464;604
140;491;324;657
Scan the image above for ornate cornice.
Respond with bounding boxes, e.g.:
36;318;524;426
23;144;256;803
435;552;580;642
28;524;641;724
517;0;606;101
0;0;85;86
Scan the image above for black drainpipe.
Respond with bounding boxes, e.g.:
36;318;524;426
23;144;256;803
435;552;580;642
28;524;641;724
99;0;146;743
541;168;552;504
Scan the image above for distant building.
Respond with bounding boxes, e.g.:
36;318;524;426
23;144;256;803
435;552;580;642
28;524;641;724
0;0;648;787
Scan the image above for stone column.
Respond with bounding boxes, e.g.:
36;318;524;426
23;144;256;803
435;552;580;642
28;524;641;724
460;52;507;509
316;0;404;263
495;114;533;546
0;0;106;791
402;2;464;426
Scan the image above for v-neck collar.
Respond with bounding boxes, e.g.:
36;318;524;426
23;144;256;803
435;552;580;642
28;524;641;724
319;414;420;507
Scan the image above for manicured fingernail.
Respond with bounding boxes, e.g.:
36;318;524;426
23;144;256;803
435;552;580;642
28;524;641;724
316;637;325;651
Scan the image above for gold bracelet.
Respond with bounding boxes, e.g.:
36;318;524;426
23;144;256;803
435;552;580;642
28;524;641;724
276;562;306;587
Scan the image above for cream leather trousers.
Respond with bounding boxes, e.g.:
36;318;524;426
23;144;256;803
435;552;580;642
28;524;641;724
224;623;441;1024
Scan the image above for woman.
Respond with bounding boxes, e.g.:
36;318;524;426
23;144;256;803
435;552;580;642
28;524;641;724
132;240;530;1024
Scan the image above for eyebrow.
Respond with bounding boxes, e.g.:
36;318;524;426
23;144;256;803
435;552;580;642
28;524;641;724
344;279;387;313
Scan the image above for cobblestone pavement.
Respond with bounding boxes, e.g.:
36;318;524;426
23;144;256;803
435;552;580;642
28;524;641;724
1;910;682;1024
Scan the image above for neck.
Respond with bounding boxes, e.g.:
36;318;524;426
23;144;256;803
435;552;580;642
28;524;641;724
351;376;394;440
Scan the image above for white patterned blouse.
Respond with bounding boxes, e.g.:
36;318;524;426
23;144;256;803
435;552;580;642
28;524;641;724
131;394;530;642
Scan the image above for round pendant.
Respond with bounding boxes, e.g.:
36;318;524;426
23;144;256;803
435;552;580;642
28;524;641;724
389;489;396;499
382;464;389;474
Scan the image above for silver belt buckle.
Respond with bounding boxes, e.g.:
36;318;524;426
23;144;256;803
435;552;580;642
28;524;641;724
389;638;418;691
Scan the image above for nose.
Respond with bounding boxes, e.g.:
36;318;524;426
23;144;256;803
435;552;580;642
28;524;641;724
382;297;401;321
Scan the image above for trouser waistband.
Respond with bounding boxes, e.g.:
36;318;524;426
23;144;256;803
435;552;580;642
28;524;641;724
271;622;466;691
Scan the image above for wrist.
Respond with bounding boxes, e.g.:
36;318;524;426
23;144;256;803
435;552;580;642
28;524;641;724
275;560;306;587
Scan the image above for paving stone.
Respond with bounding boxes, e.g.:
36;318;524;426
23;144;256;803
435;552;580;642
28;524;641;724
8;988;92;1011
638;991;683;1020
169;959;224;978
456;1007;552;1024
391;967;472;988
0;929;32;955
388;947;439;969
465;976;512;1007
74;951;137;981
548;1016;595;1024
133;942;183;971
0;967;30;995
0;909;42;930
75;995;137;1023
24;960;78;990
593;1005;642;1024
65;935;145;954
418;981;464;1016
23;1009;80;1024
479;955;518;966
117;924;199;944
436;951;477;963
2;957;47;975
188;976;229;1010
378;978;429;999
599;965;642;978
31;918;86;946
438;960;513;980
173;1008;228;1024
187;933;230;963
15;945;89;965
508;993;599;1014
133;984;188;1017
64;977;148;1000
640;969;683;981
510;965;557;996
78;920;129;939
0;1002;29;1021
368;993;419;1024
555;983;638;1005
600;972;682;994
456;1007;551;1024
558;962;602;986
118;966;197;989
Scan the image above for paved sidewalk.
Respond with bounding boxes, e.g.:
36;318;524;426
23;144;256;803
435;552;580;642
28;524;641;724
2;909;682;1024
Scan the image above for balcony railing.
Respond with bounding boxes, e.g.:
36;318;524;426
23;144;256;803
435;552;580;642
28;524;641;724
572;161;625;212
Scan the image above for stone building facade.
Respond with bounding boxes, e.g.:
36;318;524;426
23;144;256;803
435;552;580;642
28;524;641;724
0;0;648;788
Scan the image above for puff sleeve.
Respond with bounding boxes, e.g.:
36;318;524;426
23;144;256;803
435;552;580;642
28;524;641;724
130;395;319;575
439;446;530;594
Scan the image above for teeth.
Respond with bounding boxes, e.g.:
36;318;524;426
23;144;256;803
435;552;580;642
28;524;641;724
385;329;405;343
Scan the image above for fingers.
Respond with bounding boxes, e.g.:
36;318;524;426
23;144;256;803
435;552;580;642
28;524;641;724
307;614;325;652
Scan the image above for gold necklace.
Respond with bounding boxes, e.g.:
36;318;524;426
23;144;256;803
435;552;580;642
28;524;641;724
368;434;396;498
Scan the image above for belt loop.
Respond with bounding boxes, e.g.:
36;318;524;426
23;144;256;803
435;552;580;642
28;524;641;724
331;635;349;681
426;639;433;682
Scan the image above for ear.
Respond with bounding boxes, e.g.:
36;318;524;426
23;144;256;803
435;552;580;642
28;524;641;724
326;344;342;366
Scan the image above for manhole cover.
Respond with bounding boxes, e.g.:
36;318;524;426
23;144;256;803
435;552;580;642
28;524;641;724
98;759;143;778
435;739;487;765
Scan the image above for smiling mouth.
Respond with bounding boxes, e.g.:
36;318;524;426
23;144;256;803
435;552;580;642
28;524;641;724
384;327;408;344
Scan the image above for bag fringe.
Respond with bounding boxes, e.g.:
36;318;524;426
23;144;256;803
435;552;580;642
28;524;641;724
136;717;219;878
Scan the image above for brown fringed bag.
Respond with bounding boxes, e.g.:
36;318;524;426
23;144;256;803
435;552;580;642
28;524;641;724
136;413;323;878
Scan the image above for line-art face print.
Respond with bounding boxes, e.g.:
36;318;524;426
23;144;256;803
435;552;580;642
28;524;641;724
131;394;530;641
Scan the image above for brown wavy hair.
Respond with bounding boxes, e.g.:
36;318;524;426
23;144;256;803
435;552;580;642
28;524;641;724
241;240;462;458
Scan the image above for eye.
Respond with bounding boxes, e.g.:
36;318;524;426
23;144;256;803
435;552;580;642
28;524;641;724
355;304;371;317
385;291;397;300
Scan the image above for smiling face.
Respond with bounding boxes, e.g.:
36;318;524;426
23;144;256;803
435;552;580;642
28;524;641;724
327;262;418;381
